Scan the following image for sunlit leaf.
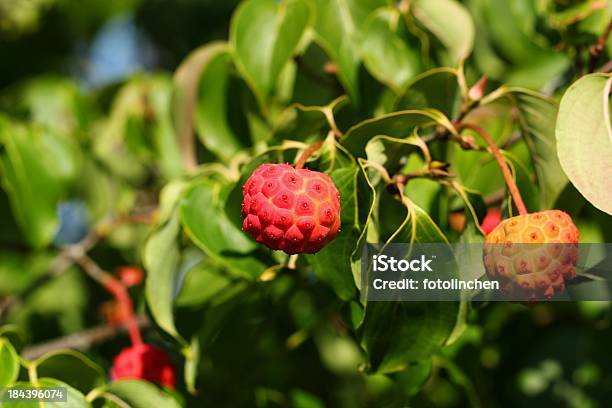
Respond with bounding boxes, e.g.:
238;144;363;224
556;74;612;215
231;0;311;108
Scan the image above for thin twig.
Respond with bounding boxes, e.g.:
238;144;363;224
456;123;528;215
21;316;150;360
597;60;612;73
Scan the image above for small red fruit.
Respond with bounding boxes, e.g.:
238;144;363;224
115;266;144;287
481;208;502;235
110;344;176;388
483;210;579;299
242;163;341;254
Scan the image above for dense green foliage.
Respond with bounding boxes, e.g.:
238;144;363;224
1;0;612;407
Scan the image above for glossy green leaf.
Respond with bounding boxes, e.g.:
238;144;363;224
0;337;19;387
144;181;187;343
505;88;567;209
394;68;460;117
306;163;360;301
412;0;475;63
356;166;459;374
273;96;348;142
311;0;387;101
33;350;106;394
341;109;456;157
0;118;80;248
180;179;270;279
360;301;458;374
90;380;180;408
231;0;311;107
361;8;420;92
7;379;90;408
556;74;612;215
176;258;236;307
174;42;252;161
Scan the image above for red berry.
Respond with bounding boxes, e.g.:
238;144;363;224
483;210;579;300
115;266;144;287
242;164;341;254
481;208;502;235
110;344;176;388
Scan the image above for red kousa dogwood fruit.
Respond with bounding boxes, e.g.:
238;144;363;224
110;344;176;388
241;163;341;254
483;210;580;299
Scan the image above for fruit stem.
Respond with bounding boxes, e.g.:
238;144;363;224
295;140;324;169
456;123;528;216
74;255;143;346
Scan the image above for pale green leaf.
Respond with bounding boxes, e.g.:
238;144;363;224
556;74;612;215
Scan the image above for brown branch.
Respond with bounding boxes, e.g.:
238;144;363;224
597;60;612;73
589;18;612;72
456;123;528;215
21;316;150;360
295;140;325;170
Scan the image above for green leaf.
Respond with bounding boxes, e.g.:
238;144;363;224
184;336;200;395
174;42;252;161
0;251;54;297
94;76;183;182
467;0;569;89
90;379;180;408
360;301;458;374
505;88;567;209
0;118;80;248
33;350;106;394
306;164;361;300
361;8;421;92
230;0;311;107
349;160;379;292
356;168;459;374
14;76;90;137
412;0;475;63
176;258;236;307
0;337;19;387
144;181;187;343
393;68;460;118
556;74;612;215
311;0;387;101
146;77;185;180
340;108;456;157
272;96;348;142
7;378;90;408
180;179;270;279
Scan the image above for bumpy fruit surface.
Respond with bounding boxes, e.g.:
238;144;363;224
241;163;341;254
110;344;176;388
483;210;579;299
